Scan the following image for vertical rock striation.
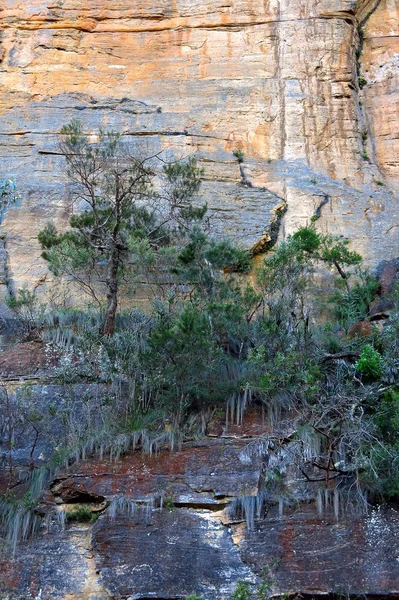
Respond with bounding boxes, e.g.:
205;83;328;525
0;1;398;285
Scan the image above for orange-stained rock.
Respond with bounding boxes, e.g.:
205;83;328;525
0;0;398;300
0;340;48;378
360;0;399;183
51;438;263;506
349;320;373;337
236;503;399;598
2;438;399;599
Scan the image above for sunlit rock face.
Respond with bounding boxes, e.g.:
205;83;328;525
0;0;398;291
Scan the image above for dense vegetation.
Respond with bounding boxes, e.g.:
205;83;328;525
1;124;399;555
31;222;397;502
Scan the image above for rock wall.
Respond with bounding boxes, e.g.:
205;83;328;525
1;416;399;599
0;0;398;295
1;4;399;596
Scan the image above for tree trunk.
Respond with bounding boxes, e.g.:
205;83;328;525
101;250;119;336
333;260;350;293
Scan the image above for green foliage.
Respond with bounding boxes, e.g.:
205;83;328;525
292;226;321;253
163;496;175;511
358;76;367;89
374;389;399;445
256;580;271;600
1;490;39;512
367;390;399;497
66;504;98;522
6;288;43;334
38;120;205;335
355;344;384;379
177;229;251;283
264;226;362;287
233;149;245;163
317;234;362;271
163;157;204;212
369;445;399;499
257;236;308;293
0;488;42;555
11;197;398;539
232;582;251;600
332;273;379;328
37;222;59;249
143;302;223;418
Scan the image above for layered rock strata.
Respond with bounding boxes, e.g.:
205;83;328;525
0;380;398;598
0;0;398;295
1;418;399;599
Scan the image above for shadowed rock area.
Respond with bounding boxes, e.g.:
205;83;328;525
1;404;399;599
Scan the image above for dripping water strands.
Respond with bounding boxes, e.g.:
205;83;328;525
226;386;291;431
316;486;369;520
23;465;52;499
228;491;270;531
53;507;66;532
107;495;139;521
226;388;252;427
235;426;371;529
266;396;287;430
0;496;42;556
316;488;342;519
234;436;294;530
0;421;183;554
228;489;290;529
0;465;61;555
297;423;324;463
52;424;183;474
107;493;165;525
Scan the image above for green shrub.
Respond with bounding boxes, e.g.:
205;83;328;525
366;390;399;498
233;149;244;163
332;273;378;327
232;582;251;600
369;445;399;499
355;344;384;379
292;226;321;253
373;390;399;445
163;496;175;511
6;288;43;335
66;504;97;522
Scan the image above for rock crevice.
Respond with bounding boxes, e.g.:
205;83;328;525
0;0;398;292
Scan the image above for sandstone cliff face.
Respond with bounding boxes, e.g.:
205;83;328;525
0;0;398;294
1;4;399;598
1;388;399;600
